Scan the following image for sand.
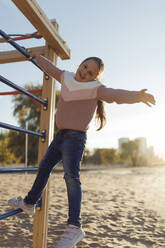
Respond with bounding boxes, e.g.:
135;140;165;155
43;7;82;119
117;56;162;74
0;165;165;248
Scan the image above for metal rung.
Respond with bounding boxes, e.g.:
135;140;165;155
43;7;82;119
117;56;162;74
0;167;38;173
0;75;47;108
0;208;23;220
0;122;46;141
0;200;41;220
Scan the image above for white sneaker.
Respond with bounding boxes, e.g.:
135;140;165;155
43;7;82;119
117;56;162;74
8;197;35;215
55;224;85;248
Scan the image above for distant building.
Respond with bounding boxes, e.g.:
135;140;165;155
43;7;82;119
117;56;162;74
147;146;155;159
136;137;147;155
118;137;129;153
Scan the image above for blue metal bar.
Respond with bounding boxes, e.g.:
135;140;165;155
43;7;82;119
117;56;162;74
0;122;46;140
0;29;47;75
0;200;41;220
0;208;23;220
0;167;38;173
0;75;47;107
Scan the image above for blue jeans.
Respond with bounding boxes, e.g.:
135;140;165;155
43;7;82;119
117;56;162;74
24;129;86;227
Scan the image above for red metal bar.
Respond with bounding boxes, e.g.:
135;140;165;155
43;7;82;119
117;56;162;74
0;89;42;95
0;32;42;43
0;89;42;107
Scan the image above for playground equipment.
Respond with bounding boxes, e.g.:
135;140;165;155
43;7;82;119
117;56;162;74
0;74;47;107
0;31;42;42
0;29;46;73
0;194;41;220
0;208;24;220
0;166;39;221
0;167;38;173
0;1;70;247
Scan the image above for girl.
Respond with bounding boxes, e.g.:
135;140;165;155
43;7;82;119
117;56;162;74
8;56;155;248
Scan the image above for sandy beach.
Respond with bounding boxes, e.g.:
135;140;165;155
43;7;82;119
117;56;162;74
0;165;165;248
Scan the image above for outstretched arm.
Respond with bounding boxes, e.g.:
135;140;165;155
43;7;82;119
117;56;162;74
97;86;156;106
35;55;63;83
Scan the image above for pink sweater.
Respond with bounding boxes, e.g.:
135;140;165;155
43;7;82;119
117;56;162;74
56;71;140;131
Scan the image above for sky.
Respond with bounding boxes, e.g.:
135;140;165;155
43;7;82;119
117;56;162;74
0;0;165;159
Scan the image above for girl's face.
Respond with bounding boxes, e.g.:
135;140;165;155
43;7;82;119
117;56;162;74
75;59;100;82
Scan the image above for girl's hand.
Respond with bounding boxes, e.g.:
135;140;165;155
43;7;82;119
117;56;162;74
139;89;156;107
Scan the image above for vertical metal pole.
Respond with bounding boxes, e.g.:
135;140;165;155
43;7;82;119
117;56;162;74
25;122;28;167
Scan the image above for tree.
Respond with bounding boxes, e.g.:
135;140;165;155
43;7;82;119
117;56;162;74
7;82;60;165
120;139;147;166
0;132;19;165
12;82;42;129
88;149;102;165
100;148;119;164
82;148;90;165
86;148;119;165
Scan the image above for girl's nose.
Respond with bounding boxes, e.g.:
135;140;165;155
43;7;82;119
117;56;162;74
82;71;87;78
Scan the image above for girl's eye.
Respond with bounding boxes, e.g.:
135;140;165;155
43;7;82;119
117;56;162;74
88;71;93;77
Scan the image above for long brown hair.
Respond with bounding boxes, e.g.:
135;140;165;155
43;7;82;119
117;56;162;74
81;57;106;131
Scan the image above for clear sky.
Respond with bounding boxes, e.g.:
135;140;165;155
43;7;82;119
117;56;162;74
0;0;165;159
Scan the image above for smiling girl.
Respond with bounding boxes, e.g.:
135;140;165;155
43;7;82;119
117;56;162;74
8;55;155;248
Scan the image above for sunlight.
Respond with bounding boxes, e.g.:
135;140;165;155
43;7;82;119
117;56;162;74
87;106;165;160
